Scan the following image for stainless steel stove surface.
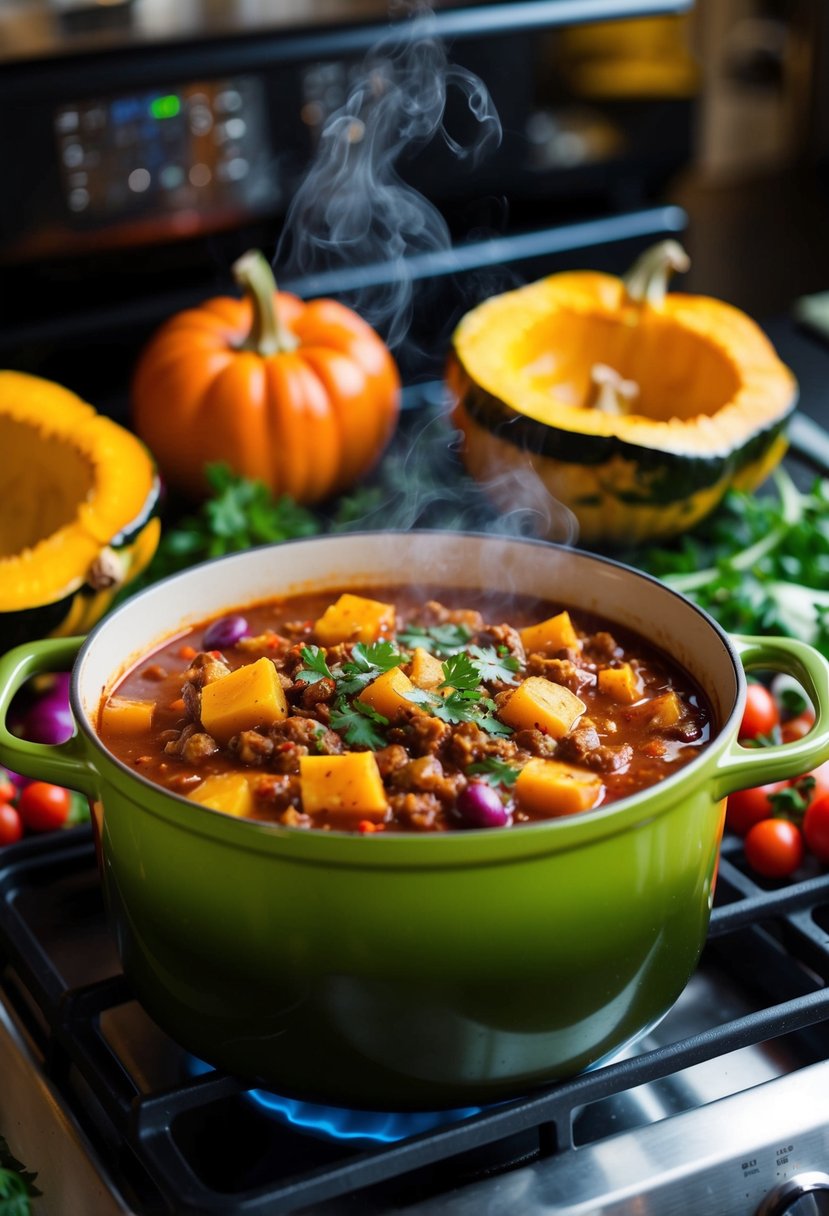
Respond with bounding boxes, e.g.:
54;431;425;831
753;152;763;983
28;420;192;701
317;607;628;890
2;827;829;1216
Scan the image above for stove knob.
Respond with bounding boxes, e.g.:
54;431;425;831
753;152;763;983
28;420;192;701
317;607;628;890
757;1173;829;1216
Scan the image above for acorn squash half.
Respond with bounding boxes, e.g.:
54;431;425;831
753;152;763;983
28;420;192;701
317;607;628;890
448;241;797;546
0;371;161;649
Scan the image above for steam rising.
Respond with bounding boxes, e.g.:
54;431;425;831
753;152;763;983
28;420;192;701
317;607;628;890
275;6;501;349
333;409;580;547
276;4;579;549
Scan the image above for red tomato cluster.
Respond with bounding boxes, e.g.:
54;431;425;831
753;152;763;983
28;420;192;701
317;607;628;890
727;682;829;878
0;770;72;846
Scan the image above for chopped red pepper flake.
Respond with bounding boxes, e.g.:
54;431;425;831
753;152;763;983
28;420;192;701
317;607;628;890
208;650;223;660
278;741;296;752
357;820;379;833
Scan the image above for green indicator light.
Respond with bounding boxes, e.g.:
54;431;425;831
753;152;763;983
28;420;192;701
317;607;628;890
150;95;181;120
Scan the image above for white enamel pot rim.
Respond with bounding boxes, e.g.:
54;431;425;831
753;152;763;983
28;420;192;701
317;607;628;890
45;529;829;858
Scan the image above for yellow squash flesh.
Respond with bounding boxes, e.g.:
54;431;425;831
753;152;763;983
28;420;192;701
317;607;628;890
0;371;160;642
449;242;797;546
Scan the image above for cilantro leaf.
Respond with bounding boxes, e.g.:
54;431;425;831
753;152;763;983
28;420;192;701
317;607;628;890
439;652;481;692
329;698;389;750
431;689;484;724
468;644;520;685
405;687;513;737
397;622;473;656
296;646;333;685
474;710;515;738
335;642;406;695
468;757;521;787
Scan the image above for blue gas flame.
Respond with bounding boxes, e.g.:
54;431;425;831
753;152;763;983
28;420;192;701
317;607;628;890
187;1057;482;1145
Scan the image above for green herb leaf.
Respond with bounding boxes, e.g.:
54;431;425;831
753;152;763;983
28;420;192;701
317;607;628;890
623;470;829;662
468;757;521;787
335;641;406;695
439;652;481;692
125;465;321;594
296;646;333;685
406;686;513;738
0;1170;32;1216
397;622;473;656
329;698;389;750
0;1137;41;1216
467;644;520;685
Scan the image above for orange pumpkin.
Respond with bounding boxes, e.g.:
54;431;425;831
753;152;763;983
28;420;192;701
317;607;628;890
131;250;401;503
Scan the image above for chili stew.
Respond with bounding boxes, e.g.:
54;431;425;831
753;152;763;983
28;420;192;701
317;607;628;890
97;586;714;832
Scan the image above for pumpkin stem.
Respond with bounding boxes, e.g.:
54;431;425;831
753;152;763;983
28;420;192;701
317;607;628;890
623;240;690;309
232;249;299;355
586;363;639;415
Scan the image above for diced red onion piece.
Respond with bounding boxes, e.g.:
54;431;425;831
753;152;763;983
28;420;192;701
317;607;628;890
455;781;510;829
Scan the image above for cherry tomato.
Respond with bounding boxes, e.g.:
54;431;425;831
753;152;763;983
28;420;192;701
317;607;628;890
781;707;816;743
803;791;829;863
739;683;780;740
726;781;788;836
744;818;804;878
17;782;71;833
0;803;22;846
0;770;15;804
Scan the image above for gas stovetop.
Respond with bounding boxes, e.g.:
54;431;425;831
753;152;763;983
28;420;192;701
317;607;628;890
2;826;829;1216
3;212;829;1216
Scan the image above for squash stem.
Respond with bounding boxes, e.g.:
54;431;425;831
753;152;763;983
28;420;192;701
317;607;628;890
232;250;299;355
623;240;690;309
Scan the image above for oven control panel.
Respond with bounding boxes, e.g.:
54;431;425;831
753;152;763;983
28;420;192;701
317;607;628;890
51;75;273;243
54;78;266;221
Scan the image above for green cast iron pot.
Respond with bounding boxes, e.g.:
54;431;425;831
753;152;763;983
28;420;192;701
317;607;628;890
2;532;829;1111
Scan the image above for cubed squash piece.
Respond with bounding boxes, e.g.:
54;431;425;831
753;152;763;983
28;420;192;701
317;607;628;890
514;758;604;817
499;676;585;738
314;593;395;647
100;696;154;735
300;753;388;821
640;691;683;729
358;666;416;718
520;610;580;655
409;647;445;690
188;772;253;818
598;662;643;705
200;656;288;744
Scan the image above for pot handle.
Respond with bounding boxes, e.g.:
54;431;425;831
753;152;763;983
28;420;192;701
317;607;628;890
0;637;99;798
713;633;829;800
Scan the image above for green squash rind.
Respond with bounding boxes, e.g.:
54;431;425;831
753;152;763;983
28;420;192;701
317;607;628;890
450;356;797;546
